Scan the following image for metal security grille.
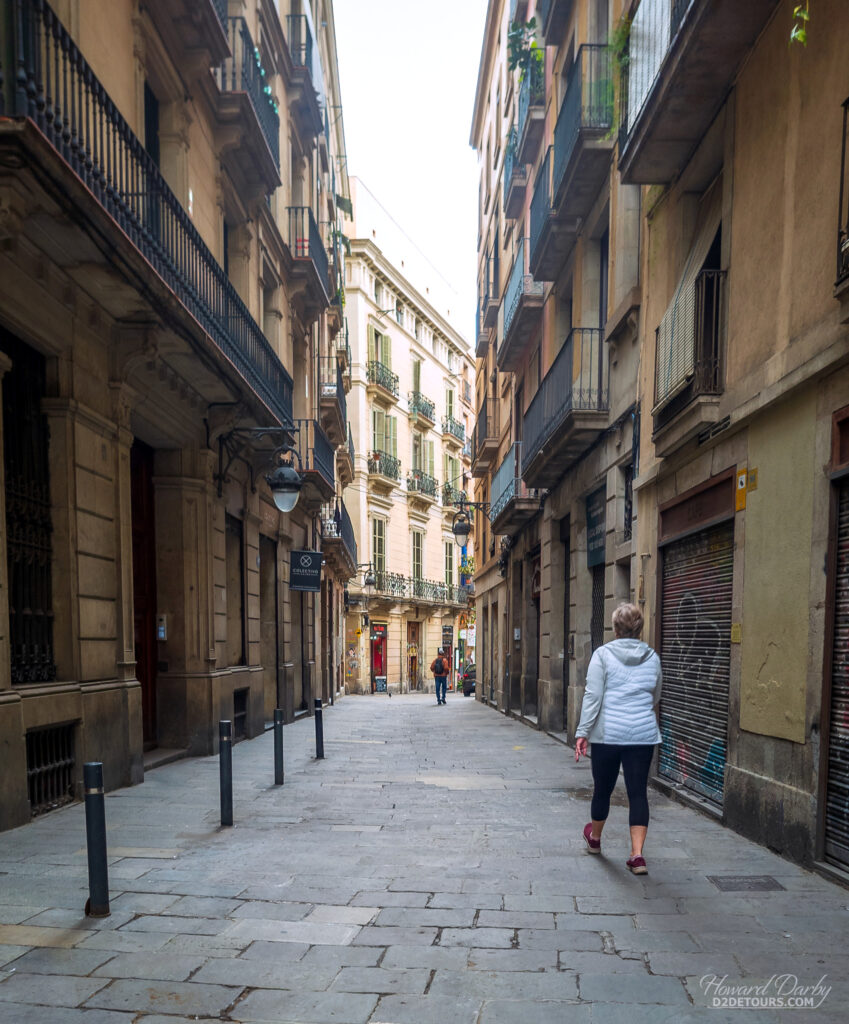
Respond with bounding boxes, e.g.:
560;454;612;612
825;480;849;869
2;334;56;684
26;724;75;816
659;522;733;805
591;564;605;650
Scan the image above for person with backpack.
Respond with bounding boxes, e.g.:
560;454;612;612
430;648;448;705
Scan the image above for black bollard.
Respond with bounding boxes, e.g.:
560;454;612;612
219;720;233;826
314;698;324;759
83;762;110;918
274;708;284;785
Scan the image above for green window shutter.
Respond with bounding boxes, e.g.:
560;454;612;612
426;440;435;477
383;334;392;370
388;416;397;457
413;360;421;391
446;389;454;419
368;325;376;364
372;408;385;451
443;451;449;486
412;432;421;470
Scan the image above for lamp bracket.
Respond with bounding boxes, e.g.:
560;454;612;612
206;418;298;497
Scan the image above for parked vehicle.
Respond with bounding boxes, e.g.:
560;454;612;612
461;662;476;696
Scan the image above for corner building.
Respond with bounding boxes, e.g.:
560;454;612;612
0;0;354;830
343;180;474;694
471;0;640;733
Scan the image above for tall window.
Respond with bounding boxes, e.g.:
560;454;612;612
368;325;391;367
444;453;460;490
444;541;454;587
446;388;455;420
412;359;422;392
395;299;403;325
412;531;423;580
372;409;397;456
372;518;386;574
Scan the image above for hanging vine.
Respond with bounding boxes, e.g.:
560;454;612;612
790;2;810;45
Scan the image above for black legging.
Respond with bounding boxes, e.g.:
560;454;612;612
590;743;655;827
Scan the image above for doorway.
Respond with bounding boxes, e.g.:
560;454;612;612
407;621;420;692
371;622;387;692
259;535;278;722
131;441;158;748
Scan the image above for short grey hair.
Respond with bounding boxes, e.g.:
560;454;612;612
612;602;643;639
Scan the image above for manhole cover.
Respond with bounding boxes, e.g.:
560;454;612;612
707;875;785;891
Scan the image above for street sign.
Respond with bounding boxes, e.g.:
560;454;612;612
586;487;606;568
290;550;322;592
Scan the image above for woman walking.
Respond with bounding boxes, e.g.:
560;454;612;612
574;602;662;875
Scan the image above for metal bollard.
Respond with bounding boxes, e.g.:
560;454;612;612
274;708;284;786
314;698;324;759
83;762;110;918
219;720;233;826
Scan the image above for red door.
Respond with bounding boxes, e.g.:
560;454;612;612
371;623;387;692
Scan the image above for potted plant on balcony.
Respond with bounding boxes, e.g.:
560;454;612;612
508;17;544;95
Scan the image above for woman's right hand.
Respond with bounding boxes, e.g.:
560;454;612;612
575;737;588;762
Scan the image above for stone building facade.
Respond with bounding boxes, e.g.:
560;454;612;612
0;0;355;831
343;180;474;695
473;0;849;877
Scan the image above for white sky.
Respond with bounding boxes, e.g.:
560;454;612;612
333;0;489;345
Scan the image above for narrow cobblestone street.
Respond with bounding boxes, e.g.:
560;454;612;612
0;695;846;1024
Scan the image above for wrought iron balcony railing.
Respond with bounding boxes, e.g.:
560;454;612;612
347;422;355;463
367;360;400;398
407;471;438;498
215;17;280;167
368;449;401;482
1;0;293;427
374;571;408;598
408;391;435;421
321;356;346;426
212;0;228;32
442;415;465;443
490;442;528;521
286;12;324;106
503;126;523;206
530;147;553;272
288;206;331;301
296;418;335;490
321;499;357;567
522;328;608;467
471;396;498;462
370;573;468;606
553;44;613;200
503;237;543;342
443;482;466;507
517;58;545;143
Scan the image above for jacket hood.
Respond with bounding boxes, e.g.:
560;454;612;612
604;638;655;666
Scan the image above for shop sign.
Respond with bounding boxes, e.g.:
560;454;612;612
290;550;322;592
586;488;606;568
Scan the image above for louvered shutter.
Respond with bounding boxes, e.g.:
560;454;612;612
826;479;849;869
383;333;392;370
372;408;385;452
413;360;421;392
387;416;397;457
426;440;435;478
368;325;376;364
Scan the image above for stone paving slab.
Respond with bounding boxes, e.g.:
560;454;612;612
0;694;846;1023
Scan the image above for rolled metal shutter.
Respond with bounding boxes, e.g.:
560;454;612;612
825;481;849;868
659;521;733;805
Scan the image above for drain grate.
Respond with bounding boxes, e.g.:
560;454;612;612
708;875;785;892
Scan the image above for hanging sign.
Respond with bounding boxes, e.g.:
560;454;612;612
290;550;323;592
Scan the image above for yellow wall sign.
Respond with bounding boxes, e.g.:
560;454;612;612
731;623;742;644
735;469;748;511
355;628;362;637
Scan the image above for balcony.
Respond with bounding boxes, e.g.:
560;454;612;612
443;483;466;510
321;500;357;579
498;238;544;373
516;62;545;165
471;397;499;477
475;304;491;359
407;470;439;509
0;0;293;429
143;0;229;77
538;0;574;44
286;13;324;141
521;328;609;488
319;357;346;446
619;0;780;184
652;269;726;456
338;424;355;487
408;391;436;428
503;126;528;220
294;419;335;508
442;415;466;447
336;319;352;374
370;573;468;608
481;251;500;329
463;380;473;405
366;360;400;403
287;206;331;322
490;443;538;537
368;449;401;493
213;17;280;196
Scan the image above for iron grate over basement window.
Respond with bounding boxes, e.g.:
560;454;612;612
26;723;76;817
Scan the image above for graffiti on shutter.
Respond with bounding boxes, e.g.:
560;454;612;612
825;480;849;869
659;522;733;805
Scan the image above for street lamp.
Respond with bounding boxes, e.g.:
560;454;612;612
451;493;488;539
266;463;302;512
211;423;303;511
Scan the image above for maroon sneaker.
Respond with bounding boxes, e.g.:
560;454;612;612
626;855;648;875
583;823;601;854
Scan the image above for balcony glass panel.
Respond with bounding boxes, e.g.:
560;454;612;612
503;238;544;341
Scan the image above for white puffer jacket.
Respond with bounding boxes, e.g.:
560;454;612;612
575;638;662;745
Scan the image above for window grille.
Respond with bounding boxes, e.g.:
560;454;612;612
26;723;75;816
